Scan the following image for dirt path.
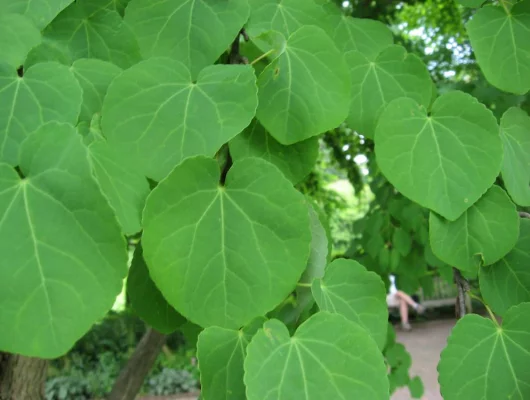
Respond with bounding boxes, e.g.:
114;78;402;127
391;318;456;400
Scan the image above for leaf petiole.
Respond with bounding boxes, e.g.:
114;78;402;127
250;49;275;66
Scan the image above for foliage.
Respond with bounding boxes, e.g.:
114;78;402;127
145;368;199;396
45;376;91;400
1;0;530;399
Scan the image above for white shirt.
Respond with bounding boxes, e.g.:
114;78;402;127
388;274;397;295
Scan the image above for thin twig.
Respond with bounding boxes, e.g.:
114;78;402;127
519;211;530;219
453;268;469;319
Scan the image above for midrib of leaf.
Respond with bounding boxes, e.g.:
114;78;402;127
222;192;272;296
21;182;56;345
294;343;310;399
179;86;195;159
499;333;524;398
278;344;295;400
219;190;229;324
2;79;21;158
180;191;220;306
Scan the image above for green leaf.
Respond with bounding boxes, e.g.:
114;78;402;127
36;0;141;68
312;259;388;350
500;107;530;206
430;185;519;271
321;3;393;60
0;62;82;165
197;317;264;400
466;2;530;94
393;227;412;256
125;0;249;78
277;199;328;326
89;141;149;235
438;302;530;399
229;120;319;184
375;91;502;221
71;59;122;124
346;45;432;139
244;312;389;399
408;376;424;399
480;219;530;316
256;26;350;145
24;38;71;68
127;244;185;334
385;342;412;369
0;0;74;29
180;321;203;348
102;59;258;181
0;122;127;358
246;0;328;38
0;14;41;70
142;156;311;329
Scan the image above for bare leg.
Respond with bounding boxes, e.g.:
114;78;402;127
399;298;409;324
395;290;418;308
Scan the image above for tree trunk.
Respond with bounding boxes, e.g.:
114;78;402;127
107;328;166;400
0;352;48;400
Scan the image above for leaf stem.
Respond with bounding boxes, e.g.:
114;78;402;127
297;282;312;288
250;49;275;66
468;292;500;327
519;211;530;219
500;0;511;15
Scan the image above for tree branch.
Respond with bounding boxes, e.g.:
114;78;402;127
228;28;249;65
453;268;469;319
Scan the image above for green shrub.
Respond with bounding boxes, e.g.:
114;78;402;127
45;376;91;400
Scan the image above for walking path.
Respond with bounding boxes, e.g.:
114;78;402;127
391;318;456;400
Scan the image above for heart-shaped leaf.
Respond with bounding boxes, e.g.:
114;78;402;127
197;317;264;400
35;0;141;68
438;302;530;399
466;2;530;94
0;122;127;358
142;156;311;329
127;244;185;334
312;259;388;349
0;0;74;29
500;107;530;206
346;45;432;139
102;58;257;181
0;14;41;69
229;120;319;184
479;219;530;316
0;62;82;165
247;0;328;38
375;91;502;221
71;59;122;124
125;0;249;78
256;26;350;145
89;141;149;235
322;5;393;60
429;185;520;271
244;312;389;399
393;227;412;256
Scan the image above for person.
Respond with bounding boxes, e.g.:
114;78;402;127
386;275;425;331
